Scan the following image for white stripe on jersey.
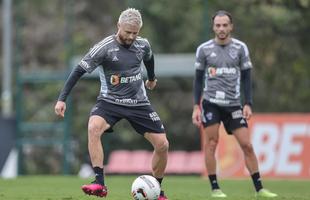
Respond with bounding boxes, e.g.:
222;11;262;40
90;36;113;55
90;40;114;58
196;40;213;58
90;36;113;57
99;67;108;96
232;38;249;57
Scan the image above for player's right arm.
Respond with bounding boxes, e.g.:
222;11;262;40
55;38;107;117
192;69;204;127
192;44;207;127
55;65;86;117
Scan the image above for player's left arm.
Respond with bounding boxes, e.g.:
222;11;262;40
241;68;253;119
143;39;157;90
144;54;157;90
240;43;253;119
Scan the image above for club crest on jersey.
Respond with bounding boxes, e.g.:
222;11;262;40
136;51;143;61
229;48;238;59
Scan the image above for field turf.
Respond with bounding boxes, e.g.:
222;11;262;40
0;175;309;200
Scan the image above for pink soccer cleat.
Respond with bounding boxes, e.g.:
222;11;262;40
81;183;108;197
158;191;168;200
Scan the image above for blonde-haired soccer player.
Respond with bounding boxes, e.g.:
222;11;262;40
55;8;169;199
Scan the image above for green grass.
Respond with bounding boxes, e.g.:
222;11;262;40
0;175;309;200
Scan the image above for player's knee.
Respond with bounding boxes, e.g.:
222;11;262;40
155;139;169;153
207;138;218;151
88;123;105;138
241;143;254;155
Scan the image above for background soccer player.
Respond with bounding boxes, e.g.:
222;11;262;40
192;10;278;198
55;8;169;200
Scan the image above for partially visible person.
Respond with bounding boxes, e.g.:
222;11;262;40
192;10;278;198
55;8;169;200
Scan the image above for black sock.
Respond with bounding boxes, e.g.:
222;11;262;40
93;166;104;185
251;172;263;192
208;174;220;190
156;177;164;194
156;177;163;186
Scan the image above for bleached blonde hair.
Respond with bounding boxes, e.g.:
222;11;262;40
118;8;143;28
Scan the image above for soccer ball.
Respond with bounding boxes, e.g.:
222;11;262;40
131;175;161;200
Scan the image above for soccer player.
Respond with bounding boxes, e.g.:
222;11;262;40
55;8;169;200
192;10;278;198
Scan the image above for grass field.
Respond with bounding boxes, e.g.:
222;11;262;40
0;175;309;200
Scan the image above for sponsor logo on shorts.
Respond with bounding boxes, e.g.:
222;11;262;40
240;119;246;124
232;110;243;119
206;112;213;120
229;48;238;59
149;112;160;122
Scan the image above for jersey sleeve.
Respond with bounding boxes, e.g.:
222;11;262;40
240;43;253;70
142;39;153;61
79;43;107;73
195;45;207;71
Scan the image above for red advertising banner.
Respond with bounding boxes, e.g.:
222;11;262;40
205;114;310;179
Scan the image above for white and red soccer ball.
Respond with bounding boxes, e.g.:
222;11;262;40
131;175;161;200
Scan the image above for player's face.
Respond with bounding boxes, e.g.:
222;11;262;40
213;15;233;41
117;22;140;45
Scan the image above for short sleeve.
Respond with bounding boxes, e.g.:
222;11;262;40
195;45;207;70
240;43;253;70
79;40;109;73
142;39;153;61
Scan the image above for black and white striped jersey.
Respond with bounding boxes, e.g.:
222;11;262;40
195;38;253;106
79;35;153;106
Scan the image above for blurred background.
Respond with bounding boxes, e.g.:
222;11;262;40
0;0;309;178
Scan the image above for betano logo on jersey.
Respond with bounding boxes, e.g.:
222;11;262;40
208;67;237;77
110;73;142;85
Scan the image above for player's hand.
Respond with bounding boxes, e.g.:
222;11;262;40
54;101;66;118
145;79;157;90
243;104;252;120
192;105;202;127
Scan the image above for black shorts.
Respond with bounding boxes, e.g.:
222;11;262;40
201;100;248;134
90;100;165;135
